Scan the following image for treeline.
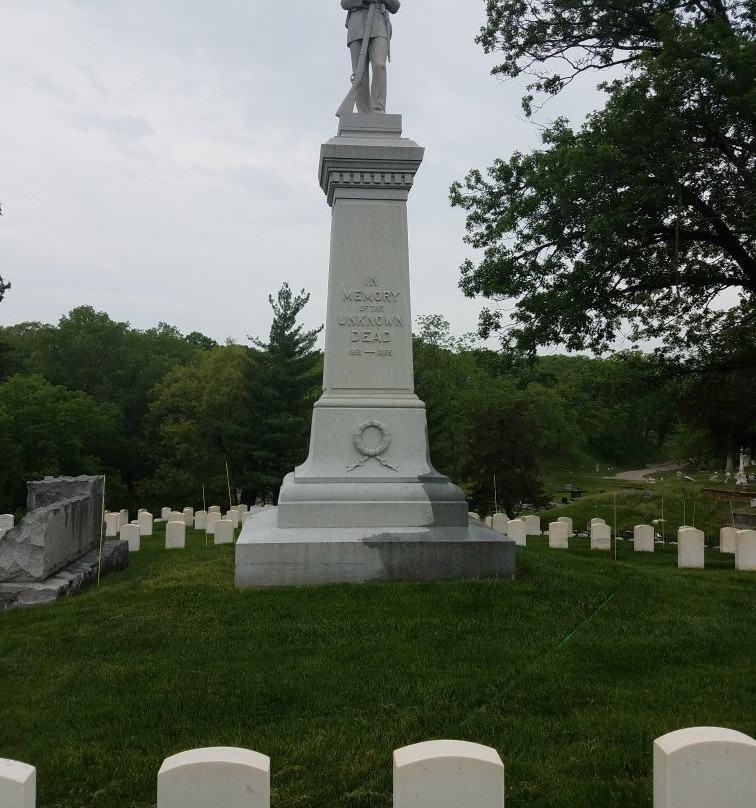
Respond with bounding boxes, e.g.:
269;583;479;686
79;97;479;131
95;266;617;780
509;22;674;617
0;304;753;518
0;286;321;515
414;315;755;512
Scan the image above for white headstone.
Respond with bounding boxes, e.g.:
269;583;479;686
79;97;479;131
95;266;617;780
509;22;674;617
214;519;234;546
719;527;737;554
393;740;505;808
507;519;527;547
206;512;222;535
491;513;508;535
166;521;186;550
557;516;573;536
469;512;480;522
226;509;240;529
549;521;569;549
634;524;655;553
523;515;541;536
119;509;129;526
157;747;270;808
120;523;141;552
105;512;120;537
195;510;208;531
183;507;194;525
137;511;153;537
0;514;14;532
208;506;221;514
678;527;705;568
653;726;756;808
591;523;611;550
169;511;184;524
238;504;248;515
161;507;171;521
735;529;756;571
0;758;36;808
484;516;493;528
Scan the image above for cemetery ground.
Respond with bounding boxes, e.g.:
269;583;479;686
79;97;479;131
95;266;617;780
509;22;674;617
536;470;754;540
1;521;754;808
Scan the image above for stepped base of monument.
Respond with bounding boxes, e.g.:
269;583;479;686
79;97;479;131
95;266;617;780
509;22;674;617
275;471;470;529
234;507;516;587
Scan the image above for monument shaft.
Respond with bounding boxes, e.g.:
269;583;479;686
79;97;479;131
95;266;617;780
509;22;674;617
275;114;467;529
234;114;515;586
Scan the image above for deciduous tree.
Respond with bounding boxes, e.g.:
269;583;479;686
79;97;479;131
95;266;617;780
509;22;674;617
452;0;755;356
0;375;123;513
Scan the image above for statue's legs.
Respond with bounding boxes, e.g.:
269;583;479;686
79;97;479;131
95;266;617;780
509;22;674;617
349;36;389;113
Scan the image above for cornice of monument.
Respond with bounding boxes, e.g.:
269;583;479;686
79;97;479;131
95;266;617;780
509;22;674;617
319;113;424;206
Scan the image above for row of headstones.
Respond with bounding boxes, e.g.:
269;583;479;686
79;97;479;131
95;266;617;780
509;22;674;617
484;513;756;571
3;728;755;808
103;506;269;552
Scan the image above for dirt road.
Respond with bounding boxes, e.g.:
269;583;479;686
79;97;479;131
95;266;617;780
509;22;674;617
609;462;680;481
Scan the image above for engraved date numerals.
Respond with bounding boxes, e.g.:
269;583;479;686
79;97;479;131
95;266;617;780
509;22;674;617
349;349;393;357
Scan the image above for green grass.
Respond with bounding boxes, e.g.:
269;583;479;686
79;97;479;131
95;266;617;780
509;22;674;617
1;526;754;808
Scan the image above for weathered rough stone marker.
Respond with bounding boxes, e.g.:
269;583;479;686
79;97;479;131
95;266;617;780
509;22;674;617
0;475;127;610
0;476;104;582
234;18;514;586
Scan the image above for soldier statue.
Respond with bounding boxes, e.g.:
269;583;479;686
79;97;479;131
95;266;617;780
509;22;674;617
338;0;401;115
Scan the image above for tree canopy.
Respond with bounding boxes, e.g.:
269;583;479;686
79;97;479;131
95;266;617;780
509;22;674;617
451;0;755;357
412;317;684;514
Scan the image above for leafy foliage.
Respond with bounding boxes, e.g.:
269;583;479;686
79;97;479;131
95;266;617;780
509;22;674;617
0;375;124;513
452;0;755;356
663;311;756;464
412;317;680;514
461;400;549;515
139;344;250;507
0;296;744;516
242;284;323;501
0;308;210;509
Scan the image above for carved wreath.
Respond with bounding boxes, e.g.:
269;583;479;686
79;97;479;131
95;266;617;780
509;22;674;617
346;420;398;472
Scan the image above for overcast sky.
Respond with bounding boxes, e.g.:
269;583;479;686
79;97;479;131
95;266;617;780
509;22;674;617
0;1;606;346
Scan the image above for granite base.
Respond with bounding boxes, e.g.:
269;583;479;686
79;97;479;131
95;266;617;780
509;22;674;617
234;508;515;587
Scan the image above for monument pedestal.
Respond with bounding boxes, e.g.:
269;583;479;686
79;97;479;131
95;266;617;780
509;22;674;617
235;114;514;586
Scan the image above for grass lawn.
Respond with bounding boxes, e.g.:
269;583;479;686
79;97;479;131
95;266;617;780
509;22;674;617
1;526;754;808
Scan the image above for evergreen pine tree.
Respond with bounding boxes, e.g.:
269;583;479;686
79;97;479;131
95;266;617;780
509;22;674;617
241;284;322;502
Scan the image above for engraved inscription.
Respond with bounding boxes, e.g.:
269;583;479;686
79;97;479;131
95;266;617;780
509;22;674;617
338;315;403;327
338;276;406;353
343;291;401;302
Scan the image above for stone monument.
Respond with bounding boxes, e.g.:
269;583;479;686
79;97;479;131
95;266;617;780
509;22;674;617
0;476;128;610
735;448;748;487
234;9;514;587
337;0;401;116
